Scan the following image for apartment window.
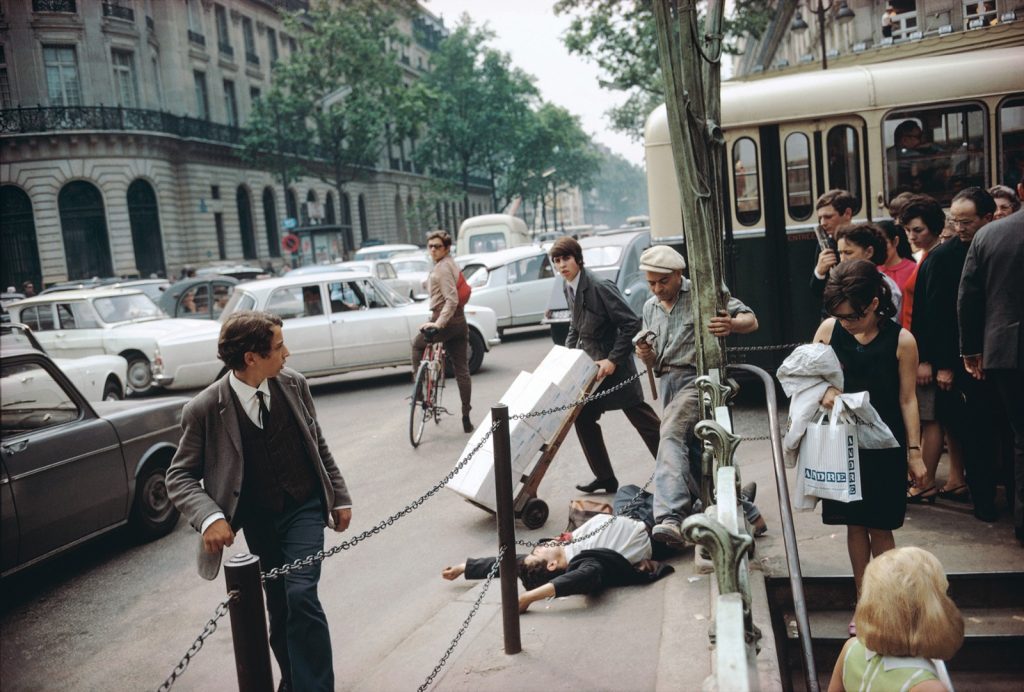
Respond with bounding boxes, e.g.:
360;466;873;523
215;4;232;57
250;86;261;102
211;185;220;200
150;55;163;108
964;0;998;28
223;79;238;126
242;17;258;65
267;28;279;65
0;46;11;109
102;0;134;22
186;0;204;43
111;49;138;108
43;45;81;106
32;0;77;12
193;70;209;119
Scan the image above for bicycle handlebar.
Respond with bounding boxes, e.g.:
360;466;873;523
420;326;440;338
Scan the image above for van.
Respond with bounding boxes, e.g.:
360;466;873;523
456;214;531;256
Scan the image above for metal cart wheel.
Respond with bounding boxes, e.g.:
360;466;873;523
521;497;549;529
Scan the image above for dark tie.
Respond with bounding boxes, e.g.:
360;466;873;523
256;390;269;429
568;285;576;305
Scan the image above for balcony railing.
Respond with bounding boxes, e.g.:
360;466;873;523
245;51;260;66
32;0;76;12
102;2;134;21
219;43;234;59
188;30;206;47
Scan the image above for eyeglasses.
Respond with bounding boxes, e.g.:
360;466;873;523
833;309;867;323
427;243;443;249
949;217;977;227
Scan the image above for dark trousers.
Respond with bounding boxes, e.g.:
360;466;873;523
412;315;471;416
944;370;998;514
992;369;1024;535
574;400;661;481
243;495;333;692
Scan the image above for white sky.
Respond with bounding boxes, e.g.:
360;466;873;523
424;0;649;166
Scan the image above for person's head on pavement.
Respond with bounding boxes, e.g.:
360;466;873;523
520;543;566;589
426;230;452;262
816;189;856;238
640;245;685;305
949;187;995;245
836;223;889;266
549;236;584;282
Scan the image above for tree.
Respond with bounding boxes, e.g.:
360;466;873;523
584;149;649;227
554;0;774;139
242;0;413;252
412;17;538;234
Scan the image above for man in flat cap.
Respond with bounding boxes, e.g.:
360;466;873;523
634;245;759;546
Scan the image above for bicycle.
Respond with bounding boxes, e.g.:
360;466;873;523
409;326;451;447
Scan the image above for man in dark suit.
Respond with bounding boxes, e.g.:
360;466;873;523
913;187;998;521
167;311;352;692
959;205;1024;544
549;236;660;494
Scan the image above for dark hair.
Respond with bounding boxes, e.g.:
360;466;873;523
426;230;452;248
824;259;896;321
549;236;584;267
988;184;1021;213
898;195;946;235
518;551;565;590
951;187;996;218
876;219;915;261
887;191;917;220
835;223;889;266
894;119;922;140
218;311;283;372
816;189;857;216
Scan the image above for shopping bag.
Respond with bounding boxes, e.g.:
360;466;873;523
795;409;862;503
564;499;613;531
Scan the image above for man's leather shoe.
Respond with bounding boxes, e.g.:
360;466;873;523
575;477;618;494
652;519;687;548
462;416;474;433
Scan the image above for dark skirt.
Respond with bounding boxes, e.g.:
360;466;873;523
822;447;907;530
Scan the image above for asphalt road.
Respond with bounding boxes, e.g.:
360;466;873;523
0;326;779;691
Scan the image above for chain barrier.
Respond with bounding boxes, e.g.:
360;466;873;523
156;591;238;692
417;546;505;692
726;342;805;354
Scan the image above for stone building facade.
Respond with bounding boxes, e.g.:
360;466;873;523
0;0;492;288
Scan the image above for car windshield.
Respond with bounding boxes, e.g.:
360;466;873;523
582;246;624;268
219;290;257;321
373;278;411;305
89;294;163;324
392;259;430;273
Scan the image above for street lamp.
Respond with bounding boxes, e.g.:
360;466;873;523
791;0;856;70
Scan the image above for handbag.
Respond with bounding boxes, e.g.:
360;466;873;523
565;499;613;531
795;407;862;504
456;271;472;306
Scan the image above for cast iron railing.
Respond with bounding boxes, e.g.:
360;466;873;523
102;2;134;21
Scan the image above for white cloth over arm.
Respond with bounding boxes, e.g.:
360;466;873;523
777;344;844;468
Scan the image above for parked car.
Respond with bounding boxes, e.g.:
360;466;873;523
389;251;431;300
1;346;187;577
151;270;501;390
353;243;420;261
40;277;123;294
1;323;128;400
106;279;172;303
158;276;239;320
459;246;557;333
5;289;221;393
542;228;652;344
195;264;266;281
337;260;416;299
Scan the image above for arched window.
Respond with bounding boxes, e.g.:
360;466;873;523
784;133;813;221
732;138;761;226
1;186;41;291
357;194;368;242
127;180;166;277
302;189;317;226
59;181;113;279
262;187;280;257
324;191;336;225
394;194;407;242
237;186;257;259
826;125;862;214
286;187;298;221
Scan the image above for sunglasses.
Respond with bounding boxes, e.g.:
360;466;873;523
427;243;444;249
833;309;867;323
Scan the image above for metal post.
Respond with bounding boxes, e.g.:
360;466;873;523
816;2;829;70
491;404;522;655
223;553;274;692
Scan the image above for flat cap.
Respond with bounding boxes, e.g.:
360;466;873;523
639;245;686;273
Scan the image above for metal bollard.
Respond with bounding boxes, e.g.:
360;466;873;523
491;404;522;655
223;553;274;692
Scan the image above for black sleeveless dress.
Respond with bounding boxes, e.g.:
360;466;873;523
822;318;908;530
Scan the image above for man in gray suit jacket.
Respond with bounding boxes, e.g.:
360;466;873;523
167;311;352;691
959;207;1024;545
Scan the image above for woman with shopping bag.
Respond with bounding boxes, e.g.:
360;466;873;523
812;260;930;626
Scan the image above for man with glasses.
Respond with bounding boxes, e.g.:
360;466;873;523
412;230;473;432
912;187;998;521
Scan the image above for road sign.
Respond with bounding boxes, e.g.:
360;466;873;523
283;217;298;230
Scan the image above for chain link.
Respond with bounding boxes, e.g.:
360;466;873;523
156;591;238;692
726;342;805;354
508;368;647;423
418;546;505;692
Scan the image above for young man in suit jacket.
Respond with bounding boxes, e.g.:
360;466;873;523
166;311;352;692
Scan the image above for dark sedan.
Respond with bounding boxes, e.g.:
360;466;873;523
1;347;189;577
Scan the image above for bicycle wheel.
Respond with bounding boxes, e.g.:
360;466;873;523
409;362;430;447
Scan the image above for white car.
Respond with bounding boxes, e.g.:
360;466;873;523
388;251;432;300
6;289;221;393
151;270;501;390
460;246;557;332
2;323;129;400
353;243;420;260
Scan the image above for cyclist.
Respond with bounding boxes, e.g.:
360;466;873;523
412;230;473;433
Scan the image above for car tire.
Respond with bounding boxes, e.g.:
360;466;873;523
125;355;154;394
130;463;180;539
102;377;123;401
467;329;485;375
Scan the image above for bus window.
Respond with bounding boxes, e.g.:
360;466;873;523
826;125;862;214
998;97;1024;188
785;132;813;221
732;137;761;226
883;104;987;206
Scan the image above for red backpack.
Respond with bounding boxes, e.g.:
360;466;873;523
456;271;472;306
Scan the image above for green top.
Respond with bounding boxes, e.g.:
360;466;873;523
842;638;941;691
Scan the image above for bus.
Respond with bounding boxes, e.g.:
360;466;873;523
645;46;1023;367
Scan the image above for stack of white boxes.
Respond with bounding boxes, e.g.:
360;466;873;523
447;346;598;512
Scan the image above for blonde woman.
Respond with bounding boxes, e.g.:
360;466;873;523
828;546;963;691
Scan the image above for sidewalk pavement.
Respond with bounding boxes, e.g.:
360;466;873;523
356;438;1024;691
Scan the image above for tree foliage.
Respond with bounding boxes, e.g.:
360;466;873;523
554;0;774;139
585;149;649;227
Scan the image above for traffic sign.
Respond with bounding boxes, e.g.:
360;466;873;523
283;217;298;230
